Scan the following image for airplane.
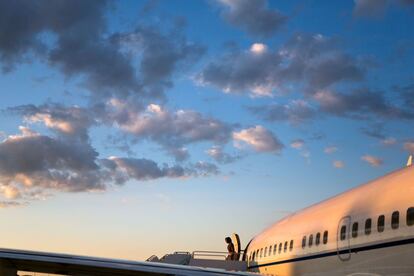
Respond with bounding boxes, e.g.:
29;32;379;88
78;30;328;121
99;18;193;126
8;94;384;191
0;156;413;275
245;156;414;275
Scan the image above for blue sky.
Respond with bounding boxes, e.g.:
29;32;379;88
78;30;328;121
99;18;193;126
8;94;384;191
0;0;413;260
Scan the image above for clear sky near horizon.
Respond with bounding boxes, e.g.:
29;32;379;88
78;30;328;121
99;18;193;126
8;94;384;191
0;0;413;261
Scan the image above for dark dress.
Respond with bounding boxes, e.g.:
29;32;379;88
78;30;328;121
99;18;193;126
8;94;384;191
226;242;236;260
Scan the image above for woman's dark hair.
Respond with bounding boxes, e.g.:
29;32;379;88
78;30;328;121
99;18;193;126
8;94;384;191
225;237;232;243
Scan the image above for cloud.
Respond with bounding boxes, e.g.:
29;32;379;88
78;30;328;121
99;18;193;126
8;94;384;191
314;89;414;120
197;43;282;97
10;104;95;141
353;0;388;18
0;128;219;205
0;128;104;196
290;139;310;162
198;34;364;97
333;160;345;168
233;125;284;153
0;1;204;101
9;100;235;162
0;0;109;72
166;147;189;162
361;155;383;167
201;37;414;125
306;54;364;90
278;33;364;93
103;157;219;181
290;139;305;149
248;100;317;124
217;0;287;37
105;102;233;161
191;161;220;176
404;141;414;153
396;83;414;110
206;146;240;164
0;0;139;96
381;137;397;146
104;157;184;181
112;25;205;99
353;0;414;18
324;146;338;154
251;87;413;125
250;43;268;54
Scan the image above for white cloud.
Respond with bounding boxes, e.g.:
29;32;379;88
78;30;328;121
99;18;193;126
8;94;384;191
233;125;284;153
250;43;267;54
290;139;305;149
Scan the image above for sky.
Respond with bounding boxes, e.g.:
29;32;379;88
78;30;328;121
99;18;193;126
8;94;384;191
0;0;413;261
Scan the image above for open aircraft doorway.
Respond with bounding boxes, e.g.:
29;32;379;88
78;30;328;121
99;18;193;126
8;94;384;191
337;216;352;261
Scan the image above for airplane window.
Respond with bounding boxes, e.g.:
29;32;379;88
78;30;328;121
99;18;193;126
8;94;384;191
340;225;346;240
407;207;414;226
378;215;385;232
289;240;294;251
308;234;313;247
392;211;399;229
302;236;306;248
284;241;288;252
315;232;321;245
323;231;328;244
273;244;277;255
278;243;282;253
352;222;358;238
365;218;372;235
264;247;267;257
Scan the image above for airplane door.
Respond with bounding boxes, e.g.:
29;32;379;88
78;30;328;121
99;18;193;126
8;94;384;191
337;216;351;261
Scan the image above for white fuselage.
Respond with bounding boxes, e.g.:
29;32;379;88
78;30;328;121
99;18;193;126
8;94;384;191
245;166;414;276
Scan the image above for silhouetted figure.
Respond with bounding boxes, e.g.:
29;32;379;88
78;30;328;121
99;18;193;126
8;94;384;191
225;237;235;260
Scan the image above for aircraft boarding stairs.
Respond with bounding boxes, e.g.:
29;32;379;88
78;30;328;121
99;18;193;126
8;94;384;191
146;234;248;272
146;251;247;272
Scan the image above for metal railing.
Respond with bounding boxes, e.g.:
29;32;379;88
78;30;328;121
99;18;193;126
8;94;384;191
192;250;245;261
146;255;159;262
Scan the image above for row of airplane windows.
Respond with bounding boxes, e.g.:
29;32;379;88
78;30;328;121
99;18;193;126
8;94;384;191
249;207;414;261
249;239;295;261
249;230;329;261
302;231;328;248
340;207;414;240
